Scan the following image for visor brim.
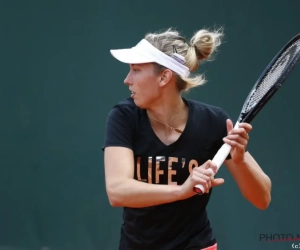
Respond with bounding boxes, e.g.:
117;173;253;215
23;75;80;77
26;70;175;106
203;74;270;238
110;48;155;64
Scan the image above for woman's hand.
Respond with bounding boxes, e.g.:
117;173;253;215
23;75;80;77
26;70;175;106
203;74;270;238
179;160;225;199
223;119;253;163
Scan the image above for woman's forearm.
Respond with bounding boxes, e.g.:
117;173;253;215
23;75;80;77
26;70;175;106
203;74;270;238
106;178;183;208
225;152;272;210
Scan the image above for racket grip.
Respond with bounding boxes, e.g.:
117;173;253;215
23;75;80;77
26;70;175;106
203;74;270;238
193;122;240;195
211;143;232;169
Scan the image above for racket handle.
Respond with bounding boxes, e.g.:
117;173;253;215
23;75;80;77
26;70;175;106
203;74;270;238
193;122;240;195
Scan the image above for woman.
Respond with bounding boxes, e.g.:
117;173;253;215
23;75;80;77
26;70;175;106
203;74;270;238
103;27;271;250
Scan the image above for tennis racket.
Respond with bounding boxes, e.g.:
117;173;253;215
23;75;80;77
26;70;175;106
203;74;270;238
194;33;300;194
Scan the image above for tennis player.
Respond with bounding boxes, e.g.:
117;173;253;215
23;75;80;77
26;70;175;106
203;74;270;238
103;27;271;250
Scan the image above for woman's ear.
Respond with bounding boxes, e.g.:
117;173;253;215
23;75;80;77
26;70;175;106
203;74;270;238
158;69;173;87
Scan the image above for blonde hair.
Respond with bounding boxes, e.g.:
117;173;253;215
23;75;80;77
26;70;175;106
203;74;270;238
144;27;223;92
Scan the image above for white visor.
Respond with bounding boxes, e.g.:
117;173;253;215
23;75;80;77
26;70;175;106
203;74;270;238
110;39;190;78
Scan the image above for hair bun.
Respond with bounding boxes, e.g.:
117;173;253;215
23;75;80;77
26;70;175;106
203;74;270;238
191;43;204;60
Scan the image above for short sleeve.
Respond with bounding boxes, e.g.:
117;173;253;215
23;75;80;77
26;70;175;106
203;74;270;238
102;105;136;151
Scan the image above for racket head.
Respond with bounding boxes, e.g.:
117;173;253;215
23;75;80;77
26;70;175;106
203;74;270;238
238;34;300;124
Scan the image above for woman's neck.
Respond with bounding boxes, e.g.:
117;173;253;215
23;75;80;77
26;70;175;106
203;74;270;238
146;95;187;127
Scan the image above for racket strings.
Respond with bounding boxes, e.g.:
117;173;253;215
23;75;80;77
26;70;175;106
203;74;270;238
242;39;300;113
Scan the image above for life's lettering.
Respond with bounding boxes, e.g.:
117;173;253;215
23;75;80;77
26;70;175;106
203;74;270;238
135;156;199;185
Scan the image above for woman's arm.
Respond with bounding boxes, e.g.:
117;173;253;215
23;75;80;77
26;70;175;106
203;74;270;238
104;146;182;208
104;146;221;208
225;152;271;210
222;119;272;210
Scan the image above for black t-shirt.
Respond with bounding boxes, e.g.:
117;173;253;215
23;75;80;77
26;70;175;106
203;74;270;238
103;97;231;250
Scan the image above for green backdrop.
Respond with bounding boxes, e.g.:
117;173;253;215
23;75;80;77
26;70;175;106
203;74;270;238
0;1;299;250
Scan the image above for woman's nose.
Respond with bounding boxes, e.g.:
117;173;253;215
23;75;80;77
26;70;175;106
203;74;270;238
124;73;132;86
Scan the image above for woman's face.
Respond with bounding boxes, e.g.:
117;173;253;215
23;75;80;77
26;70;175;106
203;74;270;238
124;63;163;109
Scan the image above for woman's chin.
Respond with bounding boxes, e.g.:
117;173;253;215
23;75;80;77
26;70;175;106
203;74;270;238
132;98;147;109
